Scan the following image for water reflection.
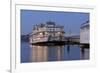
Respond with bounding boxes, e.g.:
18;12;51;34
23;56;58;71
80;48;89;60
30;45;64;62
21;42;89;63
29;44;89;62
30;46;48;62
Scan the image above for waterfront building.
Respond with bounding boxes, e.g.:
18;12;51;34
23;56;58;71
80;21;89;45
30;21;65;44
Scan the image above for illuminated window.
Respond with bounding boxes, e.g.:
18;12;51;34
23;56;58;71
39;32;42;35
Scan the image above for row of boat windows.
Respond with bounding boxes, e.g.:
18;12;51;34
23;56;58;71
34;28;64;32
33;23;63;30
33;32;64;37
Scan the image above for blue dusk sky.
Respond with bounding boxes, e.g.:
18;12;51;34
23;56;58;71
21;10;89;35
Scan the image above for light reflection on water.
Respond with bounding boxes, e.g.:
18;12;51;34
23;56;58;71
21;42;89;63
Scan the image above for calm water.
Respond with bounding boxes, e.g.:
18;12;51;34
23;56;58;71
21;42;89;63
